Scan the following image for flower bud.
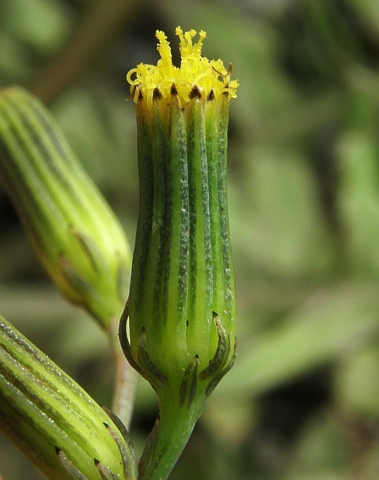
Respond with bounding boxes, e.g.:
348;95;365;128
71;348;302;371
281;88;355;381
121;28;238;479
0;314;137;479
0;87;131;328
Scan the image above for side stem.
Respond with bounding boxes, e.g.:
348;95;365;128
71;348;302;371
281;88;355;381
108;317;138;430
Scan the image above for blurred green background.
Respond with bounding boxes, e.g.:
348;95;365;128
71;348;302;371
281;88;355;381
2;0;379;478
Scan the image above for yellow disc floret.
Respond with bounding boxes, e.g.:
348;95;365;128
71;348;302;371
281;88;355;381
126;27;238;109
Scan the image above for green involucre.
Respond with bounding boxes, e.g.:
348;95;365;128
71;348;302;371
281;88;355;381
121;88;236;480
127;91;236;379
0;86;131;328
0;315;137;480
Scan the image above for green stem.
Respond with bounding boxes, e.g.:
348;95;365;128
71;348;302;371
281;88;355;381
108;317;138;430
138;390;205;480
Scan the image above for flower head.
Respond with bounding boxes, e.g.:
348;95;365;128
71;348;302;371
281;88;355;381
127;27;238;110
122;27;237;480
0;315;136;479
0;87;131;329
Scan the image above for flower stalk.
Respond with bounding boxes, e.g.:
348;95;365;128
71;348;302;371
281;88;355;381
122;28;238;479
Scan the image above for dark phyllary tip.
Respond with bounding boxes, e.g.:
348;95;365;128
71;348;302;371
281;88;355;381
207;89;215;101
153;87;162;100
189;85;202;99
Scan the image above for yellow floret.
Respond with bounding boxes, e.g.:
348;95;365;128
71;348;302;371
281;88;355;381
126;27;238;109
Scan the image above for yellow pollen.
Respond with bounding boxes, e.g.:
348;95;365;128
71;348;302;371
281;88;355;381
126;27;238;109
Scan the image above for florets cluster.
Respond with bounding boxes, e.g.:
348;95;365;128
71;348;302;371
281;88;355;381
127;27;238;109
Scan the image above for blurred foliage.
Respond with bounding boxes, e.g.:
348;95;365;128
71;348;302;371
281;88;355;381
1;0;379;479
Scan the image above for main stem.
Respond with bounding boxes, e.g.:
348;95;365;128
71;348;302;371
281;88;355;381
138;388;206;480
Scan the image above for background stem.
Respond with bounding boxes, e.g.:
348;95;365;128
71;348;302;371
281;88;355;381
30;0;143;106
